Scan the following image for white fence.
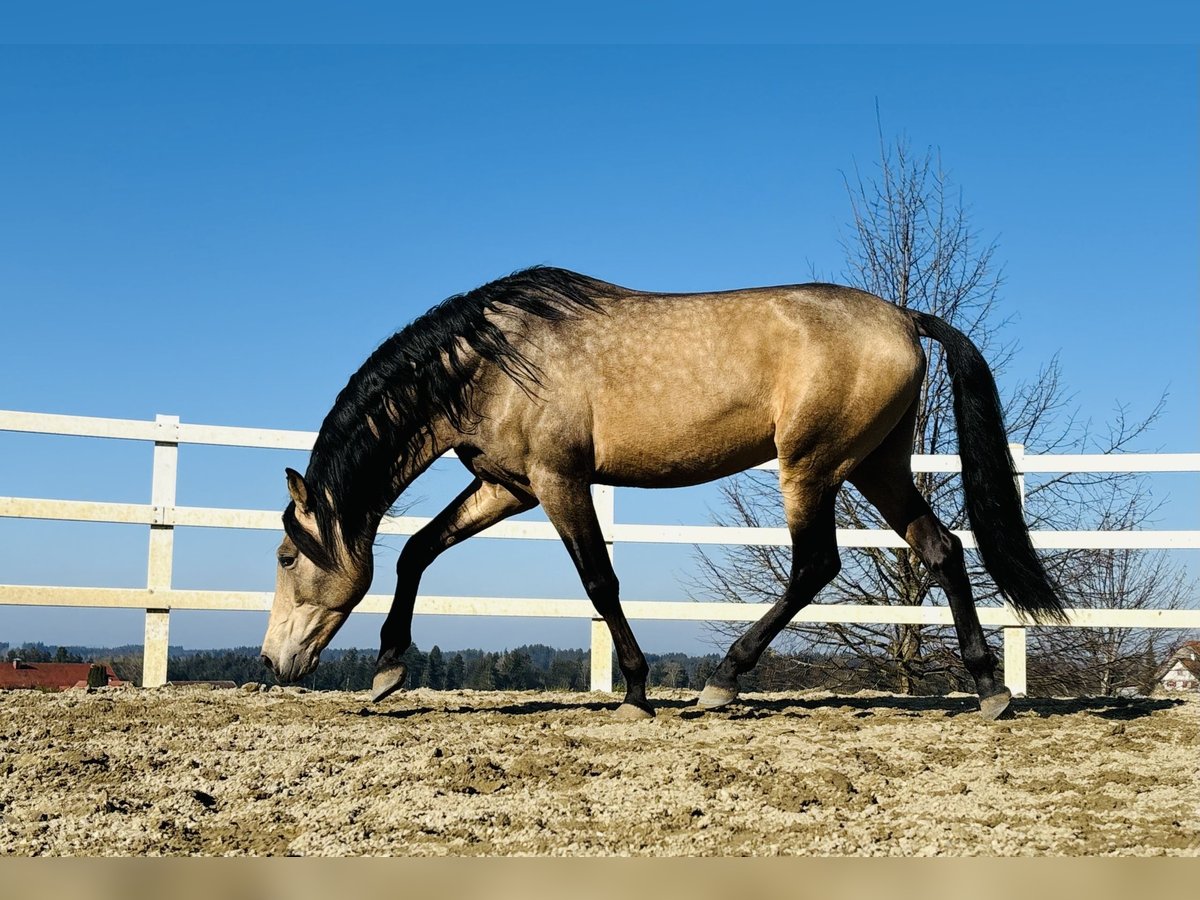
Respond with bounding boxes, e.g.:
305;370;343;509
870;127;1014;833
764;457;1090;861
2;408;1199;695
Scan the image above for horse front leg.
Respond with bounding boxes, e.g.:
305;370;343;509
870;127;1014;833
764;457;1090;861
372;478;534;702
534;476;653;720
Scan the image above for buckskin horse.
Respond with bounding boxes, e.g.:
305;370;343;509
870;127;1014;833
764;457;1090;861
260;267;1063;720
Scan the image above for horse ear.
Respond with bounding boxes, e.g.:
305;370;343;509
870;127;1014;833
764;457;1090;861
285;468;309;511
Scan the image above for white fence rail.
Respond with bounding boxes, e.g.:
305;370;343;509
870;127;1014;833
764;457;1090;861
2;409;1199;695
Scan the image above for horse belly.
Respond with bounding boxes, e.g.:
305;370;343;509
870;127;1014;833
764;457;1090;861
592;405;776;488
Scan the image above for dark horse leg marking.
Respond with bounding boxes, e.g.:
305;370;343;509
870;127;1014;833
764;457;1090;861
849;433;1011;719
372;478;535;702
535;476;653;720
700;478;842;710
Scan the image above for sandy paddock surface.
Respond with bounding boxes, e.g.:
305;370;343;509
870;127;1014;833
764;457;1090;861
1;686;1197;856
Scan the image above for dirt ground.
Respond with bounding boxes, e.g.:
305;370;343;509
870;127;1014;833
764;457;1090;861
1;686;1197;856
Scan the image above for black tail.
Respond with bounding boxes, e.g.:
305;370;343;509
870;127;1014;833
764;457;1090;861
909;310;1067;624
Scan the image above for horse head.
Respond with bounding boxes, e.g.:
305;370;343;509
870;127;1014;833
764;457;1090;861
260;468;373;682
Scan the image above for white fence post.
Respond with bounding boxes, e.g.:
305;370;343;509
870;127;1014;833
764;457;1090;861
589;484;616;693
143;414;179;688
1004;626;1028;698
1003;442;1029;697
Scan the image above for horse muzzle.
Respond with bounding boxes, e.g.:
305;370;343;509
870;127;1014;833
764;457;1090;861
260;647;320;683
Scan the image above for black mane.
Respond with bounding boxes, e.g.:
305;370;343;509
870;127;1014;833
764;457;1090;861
285;266;611;568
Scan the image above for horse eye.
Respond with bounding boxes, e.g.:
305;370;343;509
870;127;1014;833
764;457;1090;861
278;555;297;569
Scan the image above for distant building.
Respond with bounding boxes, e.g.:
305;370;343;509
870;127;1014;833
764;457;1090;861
1159;641;1200;693
0;659;124;691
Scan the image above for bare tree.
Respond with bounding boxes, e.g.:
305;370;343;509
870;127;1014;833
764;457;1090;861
692;131;1194;695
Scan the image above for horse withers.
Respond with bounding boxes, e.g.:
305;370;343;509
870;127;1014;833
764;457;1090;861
260;267;1064;720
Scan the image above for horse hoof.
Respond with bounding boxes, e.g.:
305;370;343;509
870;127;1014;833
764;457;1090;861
370;665;407;703
612;702;655;721
697;684;737;710
979;688;1013;721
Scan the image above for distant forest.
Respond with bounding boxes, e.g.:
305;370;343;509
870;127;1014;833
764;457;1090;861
2;640;726;693
4;640;868;693
2;638;1170;697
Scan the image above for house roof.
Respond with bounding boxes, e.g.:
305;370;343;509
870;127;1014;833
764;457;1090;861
1158;641;1200;678
1160;658;1200;680
0;661;124;690
1178;659;1200;678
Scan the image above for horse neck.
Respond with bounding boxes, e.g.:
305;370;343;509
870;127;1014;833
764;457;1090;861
323;418;455;562
389;425;453;501
323;344;483;553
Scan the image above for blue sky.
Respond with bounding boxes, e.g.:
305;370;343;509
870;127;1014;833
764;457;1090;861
1;40;1196;656
3;2;1199;45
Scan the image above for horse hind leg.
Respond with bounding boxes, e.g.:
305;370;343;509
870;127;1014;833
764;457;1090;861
699;474;841;710
848;448;1011;720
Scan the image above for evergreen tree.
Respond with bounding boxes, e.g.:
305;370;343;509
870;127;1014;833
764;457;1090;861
446;653;465;690
341;649;361;690
547;657;584;690
426;646;446;690
649;660;668;687
500;649;538;690
12;645;52;663
402;644;426;688
466;654;497;690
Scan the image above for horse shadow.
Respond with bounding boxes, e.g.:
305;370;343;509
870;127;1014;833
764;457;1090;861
347;692;1183;722
692;694;1183;721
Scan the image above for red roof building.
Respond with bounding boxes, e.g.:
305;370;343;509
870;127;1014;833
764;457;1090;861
0;660;125;691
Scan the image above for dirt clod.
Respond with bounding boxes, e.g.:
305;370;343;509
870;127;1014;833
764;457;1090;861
191;790;217;809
